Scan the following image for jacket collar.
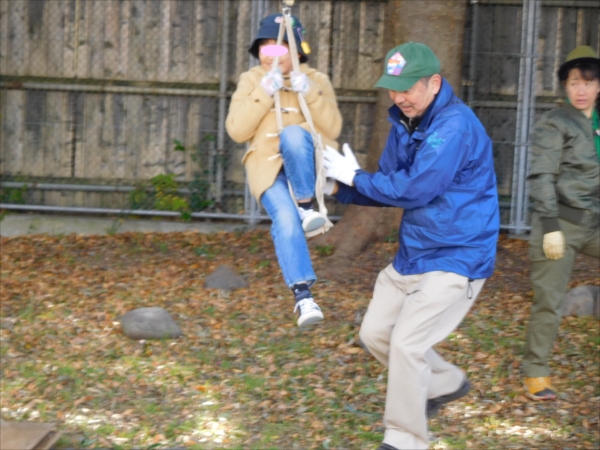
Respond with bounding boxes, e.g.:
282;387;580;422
388;78;455;132
562;101;594;123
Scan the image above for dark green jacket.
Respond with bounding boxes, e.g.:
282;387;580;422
528;102;600;233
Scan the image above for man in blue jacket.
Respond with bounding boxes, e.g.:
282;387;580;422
323;42;499;450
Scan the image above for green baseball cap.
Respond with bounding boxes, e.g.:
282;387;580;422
375;42;441;92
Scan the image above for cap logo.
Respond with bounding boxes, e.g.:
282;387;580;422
275;16;283;23
387;52;407;76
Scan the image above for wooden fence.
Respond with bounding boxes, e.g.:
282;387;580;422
0;0;599;213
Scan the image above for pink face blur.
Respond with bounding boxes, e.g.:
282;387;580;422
258;39;294;75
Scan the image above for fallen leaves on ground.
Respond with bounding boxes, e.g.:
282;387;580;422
0;230;598;449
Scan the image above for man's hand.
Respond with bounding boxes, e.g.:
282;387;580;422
323;144;361;186
260;68;284;97
542;230;565;260
290;70;310;96
323;178;337;196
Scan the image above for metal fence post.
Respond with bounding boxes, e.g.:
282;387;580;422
510;0;539;235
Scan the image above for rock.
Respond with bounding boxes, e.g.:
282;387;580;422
120;307;183;340
561;286;600;318
204;265;248;291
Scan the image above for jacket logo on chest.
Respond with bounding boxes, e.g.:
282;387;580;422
426;131;445;149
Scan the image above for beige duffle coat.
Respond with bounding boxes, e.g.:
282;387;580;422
226;63;342;202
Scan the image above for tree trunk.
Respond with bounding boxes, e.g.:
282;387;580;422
313;1;467;274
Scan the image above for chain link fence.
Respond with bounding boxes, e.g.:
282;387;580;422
462;0;599;232
1;0;599;232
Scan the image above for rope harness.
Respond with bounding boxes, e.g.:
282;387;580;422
271;4;333;237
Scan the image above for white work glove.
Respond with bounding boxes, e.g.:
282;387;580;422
323;143;361;186
542;230;565;260
260;68;284;97
323;178;337;196
290;70;311;96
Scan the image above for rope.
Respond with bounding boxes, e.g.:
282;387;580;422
272;6;333;237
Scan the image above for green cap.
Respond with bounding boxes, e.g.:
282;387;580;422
565;45;598;62
375;42;441;92
558;45;599;81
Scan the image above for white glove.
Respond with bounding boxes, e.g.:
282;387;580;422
542;230;565;260
290;70;310;96
323;178;337;196
323;143;361;186
260;68;284;97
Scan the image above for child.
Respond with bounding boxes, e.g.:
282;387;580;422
226;13;342;327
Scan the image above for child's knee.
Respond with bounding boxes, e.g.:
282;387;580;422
280;126;311;152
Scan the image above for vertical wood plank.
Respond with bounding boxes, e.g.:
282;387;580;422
63;0;76;78
561;8;577;57
576;9;585;47
166;97;188;179
490;5;520;95
103;0;120;78
43;92;71;178
158;0;171;81
128;0;146;81
118;0;130;79
22;90;45;176
190;0;219;83
357;2;384;90
27;0;47;76
46;0;66;77
71;91;85;178
170;0;193;82
98;94;116;179
142;0;163;81
8;0;29;76
234;0;252;81
184;97;201;181
75;0;90;78
138;96;168;179
88;0;105;79
124;95;143;180
296;1;328;75
78;93;103;179
112;94;127;179
1;90;25;176
331;2;361;89
0;0;8;76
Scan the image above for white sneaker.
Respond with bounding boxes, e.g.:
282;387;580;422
297;207;326;233
294;297;324;327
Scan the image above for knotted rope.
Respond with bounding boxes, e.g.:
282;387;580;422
272;6;333;237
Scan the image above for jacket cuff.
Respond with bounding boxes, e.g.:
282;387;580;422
540;216;560;234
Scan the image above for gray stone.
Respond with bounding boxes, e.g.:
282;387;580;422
204;265;248;291
561;286;600;319
120;307;183;340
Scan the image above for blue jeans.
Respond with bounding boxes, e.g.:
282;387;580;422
260;126;316;288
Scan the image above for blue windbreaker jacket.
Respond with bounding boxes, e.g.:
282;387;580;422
336;79;499;279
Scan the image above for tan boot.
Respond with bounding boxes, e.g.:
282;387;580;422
524;377;557;400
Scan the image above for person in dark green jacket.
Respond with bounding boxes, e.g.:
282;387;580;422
522;46;600;400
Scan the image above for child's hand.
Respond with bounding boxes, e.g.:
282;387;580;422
291;71;311;96
260;69;284;97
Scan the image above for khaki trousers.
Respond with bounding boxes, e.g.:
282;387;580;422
359;265;486;450
522;214;599;377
